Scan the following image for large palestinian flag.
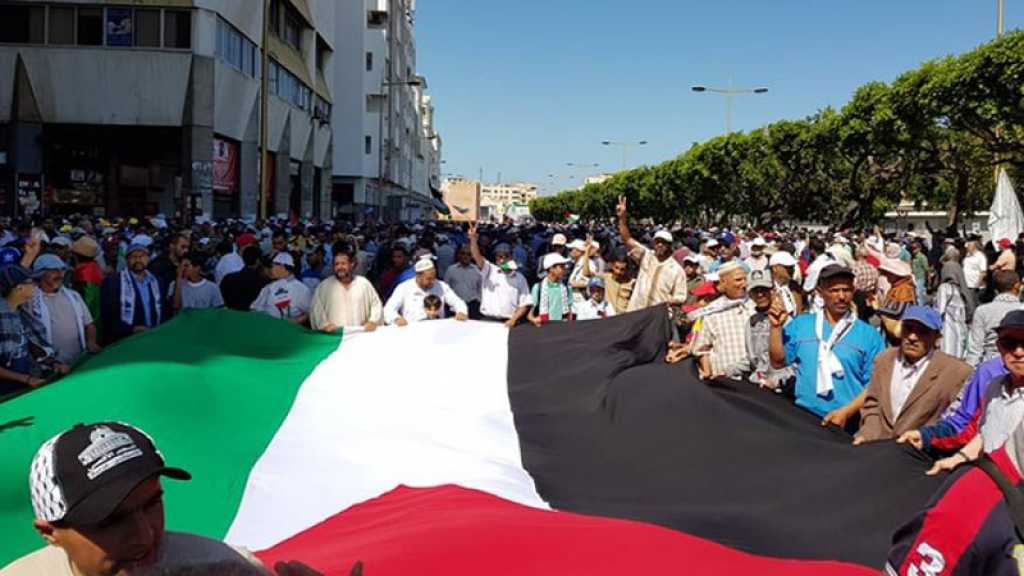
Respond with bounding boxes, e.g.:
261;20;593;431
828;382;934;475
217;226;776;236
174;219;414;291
0;308;944;574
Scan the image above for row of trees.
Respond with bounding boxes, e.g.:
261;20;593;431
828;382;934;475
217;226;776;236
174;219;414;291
530;31;1024;229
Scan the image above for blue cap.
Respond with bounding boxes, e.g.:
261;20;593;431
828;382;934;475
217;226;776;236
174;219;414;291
126;244;150;256
901;305;942;332
0;247;21;266
32;254;66;272
0;265;40;295
588;276;605;290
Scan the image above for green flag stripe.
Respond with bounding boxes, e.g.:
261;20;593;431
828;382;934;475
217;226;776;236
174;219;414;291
0;310;340;567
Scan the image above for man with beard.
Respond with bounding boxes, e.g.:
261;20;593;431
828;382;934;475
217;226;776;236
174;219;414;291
769;263;884;424
582;248;635;315
309;245;383;334
616;196;687;311
383;257;468;326
100;245;164;345
0;422;265;575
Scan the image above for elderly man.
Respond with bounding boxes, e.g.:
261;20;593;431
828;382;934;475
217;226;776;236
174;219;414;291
27;254;100;366
966;270;1024;366
468;224;531;327
309;245;382;334
250;252;312;324
691;261;752;379
0;422;265;575
384;256;468;326
769;263;885;423
100;244;164;345
854;306;971;445
443;244;482;318
616;196;687;311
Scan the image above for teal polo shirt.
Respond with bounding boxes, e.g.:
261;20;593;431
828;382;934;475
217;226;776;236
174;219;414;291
783;313;885;417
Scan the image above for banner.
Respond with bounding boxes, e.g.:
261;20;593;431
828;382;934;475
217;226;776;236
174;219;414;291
213;137;239;194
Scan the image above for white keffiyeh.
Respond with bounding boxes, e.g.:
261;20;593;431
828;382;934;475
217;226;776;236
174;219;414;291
814;311;854;397
120;269;162;327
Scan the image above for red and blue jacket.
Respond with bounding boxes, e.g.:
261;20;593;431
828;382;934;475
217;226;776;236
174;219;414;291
886;448;1024;576
919;358;1008;457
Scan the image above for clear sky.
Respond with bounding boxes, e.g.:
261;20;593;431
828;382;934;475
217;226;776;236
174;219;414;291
416;1;1020;196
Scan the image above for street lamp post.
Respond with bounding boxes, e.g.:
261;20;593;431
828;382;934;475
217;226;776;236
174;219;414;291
998;0;1005;37
601;140;647;171
566;163;600;188
691;82;769;134
376;78;422;222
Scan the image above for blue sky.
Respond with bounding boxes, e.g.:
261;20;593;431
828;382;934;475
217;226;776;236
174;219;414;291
416;1;1020;195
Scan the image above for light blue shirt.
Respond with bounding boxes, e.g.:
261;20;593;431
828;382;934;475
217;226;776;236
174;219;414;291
783;312;885;417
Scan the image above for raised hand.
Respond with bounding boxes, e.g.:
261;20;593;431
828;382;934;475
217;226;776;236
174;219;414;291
768;293;790;328
468;222;478;240
616;196;627;219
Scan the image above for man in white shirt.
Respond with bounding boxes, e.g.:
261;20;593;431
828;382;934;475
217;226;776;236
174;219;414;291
309;246;383;334
443;245;482;318
250;252;311;324
383;256;468;326
962;240;988;303
28;254;100;365
616;196;688;311
469;223;532;327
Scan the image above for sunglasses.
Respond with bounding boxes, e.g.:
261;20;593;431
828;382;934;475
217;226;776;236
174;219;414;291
998;337;1024;352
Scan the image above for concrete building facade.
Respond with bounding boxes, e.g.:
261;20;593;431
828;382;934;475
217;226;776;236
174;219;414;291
0;0;334;220
330;0;441;223
441;177;480;222
479;181;537;220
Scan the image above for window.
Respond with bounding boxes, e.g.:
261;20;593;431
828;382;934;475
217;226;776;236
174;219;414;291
365;136;373;155
365;51;373;72
134;9;161;47
283;13;300;50
0;4;45;44
268;61;279;95
367;10;387;27
163;10;190;48
216;17;258;77
48;6;75;45
105;7;133;47
242;43;254;76
77;7;104;46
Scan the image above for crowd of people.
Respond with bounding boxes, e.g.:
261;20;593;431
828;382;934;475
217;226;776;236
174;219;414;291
4;197;1024;573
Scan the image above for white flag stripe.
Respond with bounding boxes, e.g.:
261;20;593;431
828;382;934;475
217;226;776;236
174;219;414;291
224;320;548;550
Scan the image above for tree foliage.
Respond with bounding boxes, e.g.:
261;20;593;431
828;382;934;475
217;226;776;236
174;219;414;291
531;31;1023;228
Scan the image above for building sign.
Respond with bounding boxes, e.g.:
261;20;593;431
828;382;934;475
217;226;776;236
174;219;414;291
106;8;133;47
212;138;238;194
17;175;41;217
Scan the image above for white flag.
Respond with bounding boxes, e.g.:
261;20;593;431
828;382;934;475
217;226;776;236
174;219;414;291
988;169;1024;244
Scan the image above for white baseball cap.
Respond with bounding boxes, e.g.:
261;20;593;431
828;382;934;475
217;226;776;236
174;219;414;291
566;239;588;251
706;239;720;248
551;233;568;246
654;230;674;243
414;256;436;273
272;252;295;268
769;251;797;267
751;237;767;247
543;253;571;270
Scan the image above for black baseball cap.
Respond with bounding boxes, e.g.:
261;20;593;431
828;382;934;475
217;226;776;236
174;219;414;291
29;422;190;526
997;310;1024;333
817;263;855;283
